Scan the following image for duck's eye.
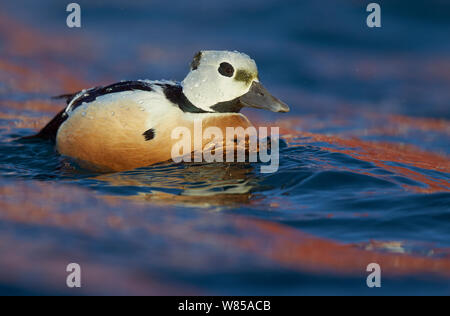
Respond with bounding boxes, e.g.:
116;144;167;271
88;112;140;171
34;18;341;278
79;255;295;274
218;62;234;77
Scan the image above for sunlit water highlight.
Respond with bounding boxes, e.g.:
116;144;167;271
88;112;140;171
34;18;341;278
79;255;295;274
0;0;449;295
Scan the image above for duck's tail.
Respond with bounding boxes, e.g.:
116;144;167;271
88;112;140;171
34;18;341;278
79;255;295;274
21;108;67;142
20;91;79;141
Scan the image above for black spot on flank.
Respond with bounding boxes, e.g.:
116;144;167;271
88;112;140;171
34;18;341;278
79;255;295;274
218;62;234;77
190;51;202;70
143;128;155;141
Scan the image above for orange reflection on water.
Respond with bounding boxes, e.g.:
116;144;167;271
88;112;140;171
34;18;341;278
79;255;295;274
1;180;449;292
0;11;94;94
270;117;450;193
1;5;449;294
242;220;450;278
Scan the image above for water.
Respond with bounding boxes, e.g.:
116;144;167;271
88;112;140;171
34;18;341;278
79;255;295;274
0;0;449;295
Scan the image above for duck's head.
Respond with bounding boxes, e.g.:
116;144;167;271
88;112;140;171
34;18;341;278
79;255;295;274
181;50;290;113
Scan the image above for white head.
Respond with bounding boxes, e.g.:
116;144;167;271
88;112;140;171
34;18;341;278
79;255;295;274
181;50;289;113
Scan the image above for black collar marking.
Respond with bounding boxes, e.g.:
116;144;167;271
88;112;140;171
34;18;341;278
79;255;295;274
162;84;212;113
162;84;243;114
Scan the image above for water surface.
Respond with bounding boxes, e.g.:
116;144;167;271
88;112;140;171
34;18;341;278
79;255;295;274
0;0;449;295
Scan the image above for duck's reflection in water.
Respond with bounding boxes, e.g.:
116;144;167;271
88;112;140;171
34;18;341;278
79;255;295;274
92;162;263;208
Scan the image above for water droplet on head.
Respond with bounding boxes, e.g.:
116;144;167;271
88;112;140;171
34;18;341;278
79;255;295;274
111;111;115;116
81;112;86;117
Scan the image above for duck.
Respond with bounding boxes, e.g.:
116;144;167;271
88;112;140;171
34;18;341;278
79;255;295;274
30;50;289;171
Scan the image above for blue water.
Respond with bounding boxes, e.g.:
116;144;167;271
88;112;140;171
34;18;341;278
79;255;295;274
0;0;449;295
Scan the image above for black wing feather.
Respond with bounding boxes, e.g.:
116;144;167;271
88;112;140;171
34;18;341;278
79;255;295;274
23;81;156;142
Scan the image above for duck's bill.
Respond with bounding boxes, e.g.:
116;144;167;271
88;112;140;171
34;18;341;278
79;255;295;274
239;81;290;113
